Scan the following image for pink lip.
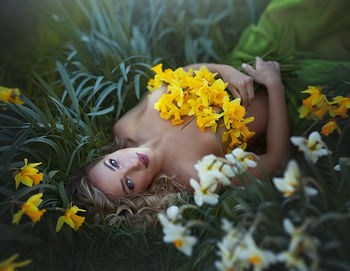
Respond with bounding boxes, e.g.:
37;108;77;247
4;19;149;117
136;153;149;168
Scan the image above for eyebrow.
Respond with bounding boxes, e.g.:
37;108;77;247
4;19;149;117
104;160;116;171
120;178;128;195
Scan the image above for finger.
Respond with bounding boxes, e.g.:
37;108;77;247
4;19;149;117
256;56;263;67
246;77;255;106
241;63;256;76
227;84;241;100
232;80;248;108
273;61;280;69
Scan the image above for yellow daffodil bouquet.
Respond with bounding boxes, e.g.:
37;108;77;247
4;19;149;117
147;64;255;152
298;85;350;137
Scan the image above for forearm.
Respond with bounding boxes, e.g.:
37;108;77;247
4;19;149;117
264;81;291;167
183;63;229;74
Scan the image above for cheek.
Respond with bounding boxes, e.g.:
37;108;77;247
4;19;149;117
138;173;153;190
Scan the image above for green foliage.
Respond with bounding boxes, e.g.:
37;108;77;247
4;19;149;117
1;0;350;270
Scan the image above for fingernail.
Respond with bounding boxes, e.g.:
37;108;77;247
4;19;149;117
241;63;247;69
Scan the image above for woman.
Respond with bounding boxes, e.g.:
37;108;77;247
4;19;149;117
67;57;290;226
68;0;350;226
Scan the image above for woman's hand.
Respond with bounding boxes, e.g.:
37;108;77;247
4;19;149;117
216;64;255;108
241;57;282;87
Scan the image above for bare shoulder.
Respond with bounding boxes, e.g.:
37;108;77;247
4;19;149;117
113;85;167;138
113;96;147;138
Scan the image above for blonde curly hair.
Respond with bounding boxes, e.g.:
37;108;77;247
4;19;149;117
66;140;189;228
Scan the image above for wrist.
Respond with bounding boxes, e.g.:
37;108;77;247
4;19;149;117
265;79;283;89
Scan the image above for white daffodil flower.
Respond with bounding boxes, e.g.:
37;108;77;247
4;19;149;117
225;148;257;174
239;234;276;271
194;154;218;174
334;157;350;171
158;213;178;235
158;206;182;239
273;160;318;197
273;160;300;197
277;251;308;271
334;164;341;171
158;207;197;256
283;219;304;253
162;223;197;256
158;206;181;226
190;178;219;206
283;219;319;257
195;154;233;186
198;169;230;186
215;219;245;271
290;131;330;163
166;205;181;221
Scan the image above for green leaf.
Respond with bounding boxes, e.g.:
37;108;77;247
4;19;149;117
134;73;141;99
0;223;42;244
87;105;114;117
58;181;69;208
56;61;80;120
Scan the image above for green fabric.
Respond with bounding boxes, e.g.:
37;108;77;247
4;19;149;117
224;0;350;131
226;0;350;65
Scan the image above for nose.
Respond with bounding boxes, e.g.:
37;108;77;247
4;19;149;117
125;158;141;171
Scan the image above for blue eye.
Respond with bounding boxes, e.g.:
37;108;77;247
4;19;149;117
110;159;120;168
126;178;134;190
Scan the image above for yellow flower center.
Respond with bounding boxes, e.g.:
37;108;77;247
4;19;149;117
173;239;183;248
308;141;318;151
201;187;209;195
249;255;261;265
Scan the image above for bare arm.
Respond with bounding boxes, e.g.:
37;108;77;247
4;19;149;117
237;57;291;183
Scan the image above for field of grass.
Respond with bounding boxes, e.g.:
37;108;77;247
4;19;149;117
1;0;350;270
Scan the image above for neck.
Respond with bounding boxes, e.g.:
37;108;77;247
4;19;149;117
138;135;177;177
138;136;165;173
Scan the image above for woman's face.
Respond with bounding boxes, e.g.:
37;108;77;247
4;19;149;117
88;147;158;198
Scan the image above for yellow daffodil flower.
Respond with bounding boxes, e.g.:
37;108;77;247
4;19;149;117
168;80;184;106
12;193;46;225
171;109;184;125
222;129;242;148
0;254;31;271
330;96;350;117
222;97;245;129
196;108;222;132
298;86;332;120
56;204;86;232
301;86;328;108
151;63;163;74
197;83;212;107
321;120;341;136
194;66;217;85
312;104;329;120
298;104;313;119
14;158;43;189
0;86;24;105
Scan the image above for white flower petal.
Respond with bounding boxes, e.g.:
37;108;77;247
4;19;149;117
290;136;304;147
166;206;180;221
283;219;294;235
309;131;321;142
305;186;318;196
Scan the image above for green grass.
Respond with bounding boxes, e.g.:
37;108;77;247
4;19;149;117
1;0;350;270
